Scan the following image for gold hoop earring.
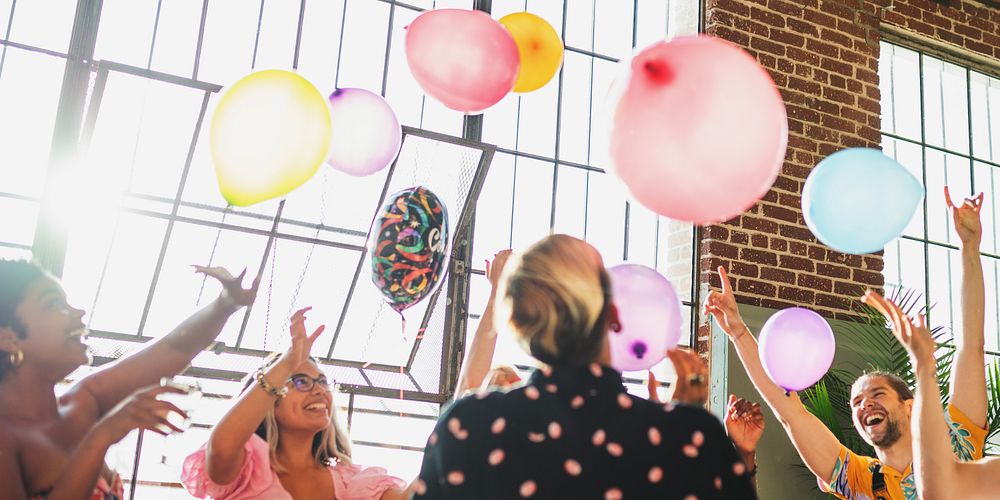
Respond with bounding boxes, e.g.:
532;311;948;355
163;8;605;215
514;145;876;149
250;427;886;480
9;349;23;368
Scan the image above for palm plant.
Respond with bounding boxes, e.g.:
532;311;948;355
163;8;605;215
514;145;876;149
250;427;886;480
800;287;1000;480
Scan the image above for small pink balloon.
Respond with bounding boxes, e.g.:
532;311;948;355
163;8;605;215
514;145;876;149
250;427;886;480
610;35;787;225
758;308;835;392
607;264;683;372
405;9;520;114
326;88;402;177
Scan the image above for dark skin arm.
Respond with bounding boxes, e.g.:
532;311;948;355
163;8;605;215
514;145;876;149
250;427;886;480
78;266;259;416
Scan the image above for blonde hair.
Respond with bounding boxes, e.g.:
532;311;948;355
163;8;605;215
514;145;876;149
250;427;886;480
494;234;612;367
241;353;353;472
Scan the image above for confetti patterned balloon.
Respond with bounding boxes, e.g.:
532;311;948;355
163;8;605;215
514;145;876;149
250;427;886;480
370;186;450;313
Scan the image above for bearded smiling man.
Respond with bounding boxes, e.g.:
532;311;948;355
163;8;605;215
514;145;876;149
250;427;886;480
702;187;990;500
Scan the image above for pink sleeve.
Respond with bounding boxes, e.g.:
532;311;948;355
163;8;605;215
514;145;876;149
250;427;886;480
181;434;275;499
335;463;407;500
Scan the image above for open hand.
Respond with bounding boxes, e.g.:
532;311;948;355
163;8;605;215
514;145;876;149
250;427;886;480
278;306;326;369
194;266;261;309
486;250;514;291
725;395;765;455
944;186;984;248
703;267;749;340
95;385;190;445
862;291;936;367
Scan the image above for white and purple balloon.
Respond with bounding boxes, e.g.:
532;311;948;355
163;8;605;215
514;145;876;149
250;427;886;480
758;307;835;392
326;88;402;177
607;264;683;372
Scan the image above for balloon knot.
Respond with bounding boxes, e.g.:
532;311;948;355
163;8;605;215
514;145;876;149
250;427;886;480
631;341;648;359
643;60;674;85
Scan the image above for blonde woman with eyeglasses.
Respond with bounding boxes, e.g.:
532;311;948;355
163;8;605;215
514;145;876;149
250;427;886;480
182;307;408;500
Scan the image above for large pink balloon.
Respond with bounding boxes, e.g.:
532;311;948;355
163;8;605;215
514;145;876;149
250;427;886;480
607;264;682;372
610;36;787;225
405;9;519;114
758;308;835;392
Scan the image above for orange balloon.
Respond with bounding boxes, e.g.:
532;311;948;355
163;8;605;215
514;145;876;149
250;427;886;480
499;12;563;93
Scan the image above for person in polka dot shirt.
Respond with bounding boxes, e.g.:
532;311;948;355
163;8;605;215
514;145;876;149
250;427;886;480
413;234;757;499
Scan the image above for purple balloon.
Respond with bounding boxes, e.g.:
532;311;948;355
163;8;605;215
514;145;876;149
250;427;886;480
326;88;402;177
607;264;682;372
758;307;835;391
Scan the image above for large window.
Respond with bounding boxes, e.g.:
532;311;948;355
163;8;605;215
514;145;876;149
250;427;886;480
879;41;1000;442
1;0;698;496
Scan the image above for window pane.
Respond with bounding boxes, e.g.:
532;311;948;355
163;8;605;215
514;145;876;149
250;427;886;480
94;0;158;67
922;56;970;155
6;0;76;52
879;42;921;142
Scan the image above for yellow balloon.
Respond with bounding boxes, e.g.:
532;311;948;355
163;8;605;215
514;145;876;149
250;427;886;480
211;70;331;207
499;12;564;93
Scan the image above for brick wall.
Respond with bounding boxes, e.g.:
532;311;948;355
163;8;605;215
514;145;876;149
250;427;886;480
699;0;1000;328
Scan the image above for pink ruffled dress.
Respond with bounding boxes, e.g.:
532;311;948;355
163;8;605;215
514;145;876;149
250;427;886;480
182;434;406;500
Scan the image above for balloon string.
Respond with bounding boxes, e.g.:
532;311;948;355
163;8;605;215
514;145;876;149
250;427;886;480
196;207;231;306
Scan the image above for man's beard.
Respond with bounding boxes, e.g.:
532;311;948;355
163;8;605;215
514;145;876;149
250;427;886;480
872;417;903;448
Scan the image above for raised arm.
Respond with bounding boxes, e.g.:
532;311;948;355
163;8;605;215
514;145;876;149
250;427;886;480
206;307;324;484
455;250;512;396
705;266;843;482
945;186;988;427
79;266;259;416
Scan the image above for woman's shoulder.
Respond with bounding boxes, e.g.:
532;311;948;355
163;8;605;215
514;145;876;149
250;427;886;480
330;462;406;498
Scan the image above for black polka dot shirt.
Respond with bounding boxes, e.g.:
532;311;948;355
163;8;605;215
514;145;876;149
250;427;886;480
414;364;757;499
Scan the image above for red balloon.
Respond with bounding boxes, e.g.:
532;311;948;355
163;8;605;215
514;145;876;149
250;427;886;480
610;36;787;225
405;9;520;114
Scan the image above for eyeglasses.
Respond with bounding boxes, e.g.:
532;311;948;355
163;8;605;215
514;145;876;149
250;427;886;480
287;374;332;392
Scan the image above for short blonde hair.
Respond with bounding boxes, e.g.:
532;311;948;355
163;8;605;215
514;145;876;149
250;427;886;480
494;234;612;367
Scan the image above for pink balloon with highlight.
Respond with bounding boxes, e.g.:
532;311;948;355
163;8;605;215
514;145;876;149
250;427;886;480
607;264;682;372
758;307;835;392
610;35;787;225
326;88;402;177
405;9;520;114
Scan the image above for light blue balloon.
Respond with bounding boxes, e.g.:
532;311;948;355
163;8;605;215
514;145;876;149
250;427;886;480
802;148;923;255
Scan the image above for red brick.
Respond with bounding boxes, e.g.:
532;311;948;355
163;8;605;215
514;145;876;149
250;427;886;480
855;67;878;85
770;238;789;252
760;298;796;310
732;261;760;278
817;263;851;279
816;293;851;309
864;256;884;272
743;215;780;233
966;39;994;58
779;286;816;303
751;36;787;57
787;47;821;66
734;16;772;37
828;252;863;267
829;74;847;89
780;254;816;272
853;268;883;286
704;225;729;241
922;10;953;30
769;0;805;17
806;38;840;58
937;29;965;47
953;23;982;40
819;27;855;49
798;273;833;292
751;234;769;248
789;242;808;256
742;248;779;266
823;86;857;106
858;96;880;114
711;26;752;46
708;241;740;259
834;280;866;296
740;278;778;296
822;113;857;134
763;204;800;224
751;6;787;28
707;0;751;17
906;18;937;37
761;267;796;284
808;245;827;261
731;231;749;245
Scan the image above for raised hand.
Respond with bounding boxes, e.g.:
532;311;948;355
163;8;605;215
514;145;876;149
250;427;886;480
862;291;936;367
944;186;984;248
94;385;190;445
486;249;514;291
278;306;326;369
703;266;749;340
667;348;710;406
193;266;261;309
725;395;765;455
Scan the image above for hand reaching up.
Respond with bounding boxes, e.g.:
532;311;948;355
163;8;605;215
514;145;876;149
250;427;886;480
944;186;984;248
194;266;261;310
703;266;749;340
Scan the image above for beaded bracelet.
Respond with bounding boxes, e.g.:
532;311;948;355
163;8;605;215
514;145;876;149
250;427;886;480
255;368;288;398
